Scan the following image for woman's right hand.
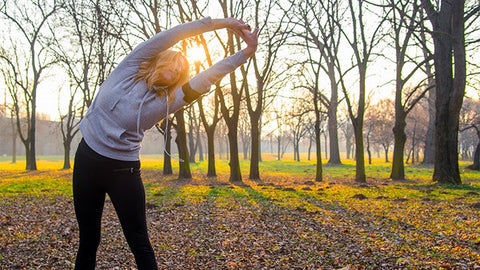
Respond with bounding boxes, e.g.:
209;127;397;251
212;18;251;40
212;18;258;58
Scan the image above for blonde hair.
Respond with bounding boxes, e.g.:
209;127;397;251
137;49;190;103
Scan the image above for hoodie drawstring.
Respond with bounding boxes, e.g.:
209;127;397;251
163;89;184;163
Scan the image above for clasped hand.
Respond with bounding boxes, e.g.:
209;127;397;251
212;18;259;58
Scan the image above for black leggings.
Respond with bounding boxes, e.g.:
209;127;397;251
73;139;157;269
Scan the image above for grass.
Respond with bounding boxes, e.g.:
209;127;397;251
1;155;480;268
1;154;480;195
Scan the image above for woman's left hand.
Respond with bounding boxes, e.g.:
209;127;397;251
241;28;259;58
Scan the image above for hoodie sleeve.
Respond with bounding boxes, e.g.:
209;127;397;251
168;50;248;113
122;17;213;67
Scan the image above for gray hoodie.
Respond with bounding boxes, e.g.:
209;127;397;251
79;17;247;161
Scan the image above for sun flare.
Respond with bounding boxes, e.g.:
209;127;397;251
186;45;205;64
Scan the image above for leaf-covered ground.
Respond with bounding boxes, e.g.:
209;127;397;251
1;163;480;269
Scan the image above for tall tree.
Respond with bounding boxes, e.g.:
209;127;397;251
215;0;249;183
0;0;62;170
382;0;433;180
336;0;388;182
243;0;290;180
421;0;479;184
288;0;344;165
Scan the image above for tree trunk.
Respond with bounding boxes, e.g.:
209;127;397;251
163;122;173;175
353;119;366;183
384;145;389;163
206;128;216;177
391;114;407;180
10;115;16;164
328;99;341;164
27;118;37;169
315;118;323;182
426;0;464;184
249;116;260;180
277;136;281;160
227;123;242;183
175;109;191;179
62;140;71;170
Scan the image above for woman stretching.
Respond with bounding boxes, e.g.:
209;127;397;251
73;17;258;269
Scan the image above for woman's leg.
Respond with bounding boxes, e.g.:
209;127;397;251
106;165;158;270
73;140;106;270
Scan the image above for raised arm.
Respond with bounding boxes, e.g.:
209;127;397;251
124;18;252;67
169;28;259;112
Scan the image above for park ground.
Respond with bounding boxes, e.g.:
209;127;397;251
1;155;480;269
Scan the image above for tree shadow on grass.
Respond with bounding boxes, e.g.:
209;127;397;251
230;184;480;268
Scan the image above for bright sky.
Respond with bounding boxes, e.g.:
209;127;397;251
5;2;480;122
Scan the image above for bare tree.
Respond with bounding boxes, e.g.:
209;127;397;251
0;0;62;170
242;0;291;180
285;0;345;165
336;0;388;182
375;0;432;179
421;0;479;184
214;0;249;183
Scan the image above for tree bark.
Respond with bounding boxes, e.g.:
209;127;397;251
175;109;191;179
206;128;216;177
163;121;173;175
249;115;260;180
353;119;366;182
423;0;465;184
63;140;71;170
391;115;407;180
227;124;242;182
328;92;341;164
315;118;323;181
